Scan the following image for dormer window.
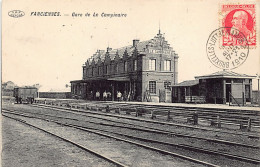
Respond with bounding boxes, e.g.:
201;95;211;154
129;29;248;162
124;61;127;72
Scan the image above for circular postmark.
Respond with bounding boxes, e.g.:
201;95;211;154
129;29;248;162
206;27;249;70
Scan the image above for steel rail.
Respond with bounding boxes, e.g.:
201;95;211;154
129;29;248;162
2;112;220;167
3;109;260;164
30;105;260;147
2;114;128;167
32;104;258;134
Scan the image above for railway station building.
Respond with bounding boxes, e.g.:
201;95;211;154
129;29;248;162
172;71;255;105
70;30;179;102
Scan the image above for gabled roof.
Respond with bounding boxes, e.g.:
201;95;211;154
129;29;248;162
195;71;256;79
88;40;150;63
171;80;199;87
86;31;174;64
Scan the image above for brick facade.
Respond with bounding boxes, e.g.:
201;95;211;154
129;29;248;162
71;31;178;102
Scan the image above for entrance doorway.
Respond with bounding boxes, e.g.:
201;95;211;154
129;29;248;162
226;84;231;102
245;85;251;102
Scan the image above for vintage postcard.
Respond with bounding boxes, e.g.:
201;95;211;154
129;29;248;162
2;0;260;167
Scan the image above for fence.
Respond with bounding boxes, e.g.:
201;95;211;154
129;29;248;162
185;96;206;103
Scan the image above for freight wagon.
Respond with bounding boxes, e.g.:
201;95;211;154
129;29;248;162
14;87;38;104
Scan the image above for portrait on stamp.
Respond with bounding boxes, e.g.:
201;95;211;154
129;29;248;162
221;4;256;46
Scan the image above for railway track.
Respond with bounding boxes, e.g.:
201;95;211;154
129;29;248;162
37;99;260;129
50;99;260;116
33;103;260;140
2;107;260;166
2;111;220;167
101;102;260;126
4;107;260;149
2;114;127;167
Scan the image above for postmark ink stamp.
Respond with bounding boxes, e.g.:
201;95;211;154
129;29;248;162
220;4;256;47
206;27;249;70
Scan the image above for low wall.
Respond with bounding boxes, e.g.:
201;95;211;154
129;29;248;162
185;96;206;103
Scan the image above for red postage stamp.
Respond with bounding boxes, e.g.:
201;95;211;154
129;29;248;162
221;4;256;46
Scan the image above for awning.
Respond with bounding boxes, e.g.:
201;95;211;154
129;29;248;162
70;78;106;83
107;76;130;81
171;80;199;87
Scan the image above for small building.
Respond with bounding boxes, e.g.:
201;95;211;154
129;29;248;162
2;81;16;97
172;71;255;105
71;30;179;102
171;80;202;103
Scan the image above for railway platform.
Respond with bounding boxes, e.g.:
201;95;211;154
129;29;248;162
126;101;260;111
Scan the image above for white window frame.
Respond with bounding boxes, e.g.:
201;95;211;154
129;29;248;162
149;81;156;94
98;66;102;75
115;63;119;73
164;81;171;90
164;60;171;71
148;59;156;71
133;59;137;71
124;61;127;72
104;65;108;74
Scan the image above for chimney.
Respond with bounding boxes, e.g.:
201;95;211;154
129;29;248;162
133;39;140;47
107;47;112;52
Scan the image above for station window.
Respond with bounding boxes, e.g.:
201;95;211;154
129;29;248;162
164;60;171;71
115;63;118;73
104;65;108;74
148;59;156;70
226;79;231;83
124;61;128;72
164;81;171;90
234;79;243;83
98;66;102;75
133;59;137;71
149;81;156;94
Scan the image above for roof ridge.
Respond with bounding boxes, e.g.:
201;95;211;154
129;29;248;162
195;71;255;79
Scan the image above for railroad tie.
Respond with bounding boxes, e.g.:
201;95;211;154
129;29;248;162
115;108;120;114
217;116;221;128
247;118;252;132
151;110;156;119
167;110;172;121
193;112;198;125
105;105;110;113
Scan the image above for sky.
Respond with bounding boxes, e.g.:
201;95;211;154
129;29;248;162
2;0;260;91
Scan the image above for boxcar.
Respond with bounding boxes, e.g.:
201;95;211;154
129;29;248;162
13;87;38;104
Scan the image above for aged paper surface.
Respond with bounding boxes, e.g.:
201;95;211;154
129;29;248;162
1;0;260;166
2;0;259;90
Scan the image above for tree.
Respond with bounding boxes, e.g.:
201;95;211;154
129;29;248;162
32;84;41;89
